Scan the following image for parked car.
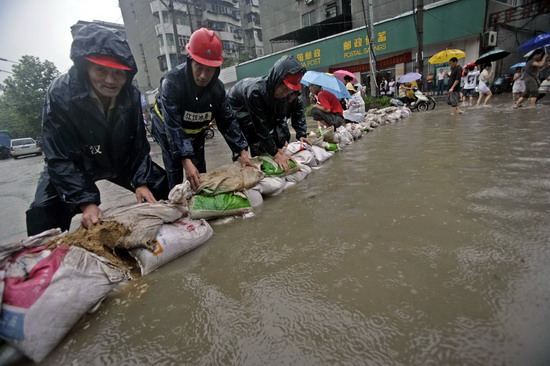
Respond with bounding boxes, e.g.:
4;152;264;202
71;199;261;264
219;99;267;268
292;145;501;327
10;137;42;159
0;132;10;160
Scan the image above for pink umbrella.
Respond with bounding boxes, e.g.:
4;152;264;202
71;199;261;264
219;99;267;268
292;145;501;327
333;70;358;84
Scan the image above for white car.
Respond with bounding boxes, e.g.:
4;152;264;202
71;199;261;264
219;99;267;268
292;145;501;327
10;137;42;159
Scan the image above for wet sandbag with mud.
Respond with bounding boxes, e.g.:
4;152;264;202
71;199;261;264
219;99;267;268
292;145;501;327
189;190;252;220
129;217;213;275
0;243;129;362
253;154;299;177
196;162;265;196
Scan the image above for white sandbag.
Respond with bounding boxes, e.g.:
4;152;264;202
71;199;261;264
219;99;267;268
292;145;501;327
130;218;212;276
311;145;334;164
285;141;310;155
291;150;317;167
285;164;312;183
336;127;353;147
345;124;363;140
0;246;129;362
245;188;264;208
254;176;286;196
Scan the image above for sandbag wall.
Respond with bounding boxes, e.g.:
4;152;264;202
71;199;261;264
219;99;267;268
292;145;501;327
0;106;411;362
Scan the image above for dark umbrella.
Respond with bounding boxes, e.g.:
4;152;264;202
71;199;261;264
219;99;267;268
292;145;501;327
475;49;511;65
518;32;550;52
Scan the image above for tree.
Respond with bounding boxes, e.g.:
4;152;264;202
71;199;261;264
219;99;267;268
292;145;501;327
0;55;59;138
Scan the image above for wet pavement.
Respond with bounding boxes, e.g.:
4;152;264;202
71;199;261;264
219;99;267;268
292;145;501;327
3;95;550;365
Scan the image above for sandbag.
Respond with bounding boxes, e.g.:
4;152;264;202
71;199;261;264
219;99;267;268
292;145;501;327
100;181;191;250
197;162;265;195
290;150;317;167
253;155;299;177
253;176;286;196
346;123;363;139
189;191;252;220
130;218;213;276
311;145;334;164
315;126;339;143
285;164;312;183
335;127;353;147
245;187;264;208
0;246;129;362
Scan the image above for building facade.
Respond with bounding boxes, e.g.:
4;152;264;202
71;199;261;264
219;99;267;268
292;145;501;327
118;0;264;94
243;0;549;89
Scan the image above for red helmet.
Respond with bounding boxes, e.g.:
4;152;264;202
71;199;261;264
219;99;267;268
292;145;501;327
186;28;223;67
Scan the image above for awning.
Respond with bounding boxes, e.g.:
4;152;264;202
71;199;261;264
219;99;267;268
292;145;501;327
269;14;352;44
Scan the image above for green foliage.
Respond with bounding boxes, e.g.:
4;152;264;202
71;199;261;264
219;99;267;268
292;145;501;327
0;55;59;138
222;58;237;68
362;95;392;110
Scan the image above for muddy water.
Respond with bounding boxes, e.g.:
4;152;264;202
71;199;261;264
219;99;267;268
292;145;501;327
41;101;550;365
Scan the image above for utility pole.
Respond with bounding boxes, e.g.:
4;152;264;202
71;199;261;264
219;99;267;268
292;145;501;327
365;0;378;97
415;0;425;81
157;0;172;70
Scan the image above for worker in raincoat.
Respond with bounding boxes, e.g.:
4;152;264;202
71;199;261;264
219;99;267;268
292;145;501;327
26;24;169;236
227;55;308;171
151;28;253;191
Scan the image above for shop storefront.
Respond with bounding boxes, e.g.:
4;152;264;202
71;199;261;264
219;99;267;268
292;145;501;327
236;0;485;87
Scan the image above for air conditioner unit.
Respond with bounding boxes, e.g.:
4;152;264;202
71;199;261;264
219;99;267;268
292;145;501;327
483;31;497;47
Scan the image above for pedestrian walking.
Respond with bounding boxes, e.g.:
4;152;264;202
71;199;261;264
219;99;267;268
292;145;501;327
514;49;548;109
512;67;525;101
462;65;479;106
447;57;464;115
476;63;494;107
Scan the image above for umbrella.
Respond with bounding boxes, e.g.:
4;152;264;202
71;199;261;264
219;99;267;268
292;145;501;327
465;62;477;68
428;49;466;64
398;72;422;83
475;49;510;65
518;32;550;52
300;71;351;98
510;62;526;69
333;70;358;84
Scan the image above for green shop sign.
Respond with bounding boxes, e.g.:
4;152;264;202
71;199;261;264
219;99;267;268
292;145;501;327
236;0;484;79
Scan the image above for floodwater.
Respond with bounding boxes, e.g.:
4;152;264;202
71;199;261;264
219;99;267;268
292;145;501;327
13;98;550;365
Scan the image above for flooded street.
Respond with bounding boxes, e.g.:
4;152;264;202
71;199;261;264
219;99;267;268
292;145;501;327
6;97;550;365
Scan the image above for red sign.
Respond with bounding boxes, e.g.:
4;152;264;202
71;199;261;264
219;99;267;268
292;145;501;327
329;52;412;73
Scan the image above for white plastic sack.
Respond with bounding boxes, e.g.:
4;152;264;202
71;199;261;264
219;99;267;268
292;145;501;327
253;176;286;196
245;188;264;208
336;127;353;147
310;145;334;164
130;218;213;276
291;150;317;167
285;164;312;183
0;246;129;362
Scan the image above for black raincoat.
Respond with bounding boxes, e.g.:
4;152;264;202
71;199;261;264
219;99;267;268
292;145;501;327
27;24;167;235
151;56;249;188
227;56;307;157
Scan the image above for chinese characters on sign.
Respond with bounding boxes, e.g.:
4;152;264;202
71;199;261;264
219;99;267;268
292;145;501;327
342;31;388;59
295;48;322;67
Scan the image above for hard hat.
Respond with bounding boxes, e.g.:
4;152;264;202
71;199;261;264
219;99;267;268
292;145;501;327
186;28;223;67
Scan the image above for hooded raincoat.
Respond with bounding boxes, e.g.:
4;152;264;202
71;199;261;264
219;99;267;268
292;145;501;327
26;24;168;236
227;56;307;157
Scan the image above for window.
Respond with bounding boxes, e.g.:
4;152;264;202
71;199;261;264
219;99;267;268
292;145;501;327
302;10;315;27
325;2;337;18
